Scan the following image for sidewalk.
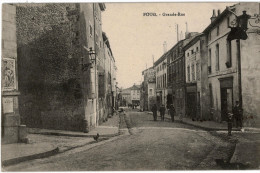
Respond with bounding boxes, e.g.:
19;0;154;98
145;111;260;169
2;114;120;167
28;114;119;137
145;111;259;132
216;130;260;169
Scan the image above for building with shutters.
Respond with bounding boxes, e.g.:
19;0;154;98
203;2;260;126
154;54;168;107
183;33;210;121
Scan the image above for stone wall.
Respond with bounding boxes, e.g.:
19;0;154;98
16;4;85;131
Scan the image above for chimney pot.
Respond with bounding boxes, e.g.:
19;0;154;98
218;9;221;15
211;9;217;23
213;9;216;17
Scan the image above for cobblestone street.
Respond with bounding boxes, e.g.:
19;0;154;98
5;109;240;171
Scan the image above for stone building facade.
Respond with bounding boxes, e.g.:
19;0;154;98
2;4;27;144
130;84;141;106
15;3;116;132
103;32;117;118
154;54;168;107
183;34;210;120
141;67;156;111
203;2;260;125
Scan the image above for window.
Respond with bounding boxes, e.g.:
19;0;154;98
164;74;167;87
226;40;232;68
89;25;93;36
208;32;211;41
187;66;190;82
208;49;212;74
227;17;230;28
196;62;200;81
191;50;194;54
187;53;189;57
191;64;195;81
216;44;220;71
209;84;213;107
98;74;105;98
197;92;200;107
149;89;153;96
196;47;199;52
176;61;179;81
217;26;219;36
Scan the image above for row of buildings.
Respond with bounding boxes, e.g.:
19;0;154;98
2;3;118;143
141;2;260;127
120;84;141;107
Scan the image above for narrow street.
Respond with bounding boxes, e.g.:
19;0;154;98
5;108;235;171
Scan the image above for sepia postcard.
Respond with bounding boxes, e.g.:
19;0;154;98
1;0;260;171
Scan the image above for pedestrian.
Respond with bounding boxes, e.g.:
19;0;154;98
159;104;166;121
169;104;175;122
233;101;243;128
227;113;233;136
151;104;157;121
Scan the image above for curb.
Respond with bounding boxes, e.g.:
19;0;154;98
2;133;121;167
30;131;119;138
145;112;260;132
2;147;59;167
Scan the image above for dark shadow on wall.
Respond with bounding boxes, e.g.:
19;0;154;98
17;4;85;131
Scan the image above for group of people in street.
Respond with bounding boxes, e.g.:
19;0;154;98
151;104;175;122
151;100;243;136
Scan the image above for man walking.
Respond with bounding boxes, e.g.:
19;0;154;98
151;104;157;121
169;104;175;122
227;112;233;136
233;101;243;128
159;104;166;121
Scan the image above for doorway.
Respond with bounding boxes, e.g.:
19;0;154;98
221;88;233;121
187;92;197;119
219;77;233;121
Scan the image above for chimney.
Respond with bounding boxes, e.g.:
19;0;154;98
217;9;221;16
185;22;189;38
210;9;217;23
152;55;154;66
163;41;167;53
176;24;179;42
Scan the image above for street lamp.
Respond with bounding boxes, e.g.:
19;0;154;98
227;10;251;41
82;46;96;71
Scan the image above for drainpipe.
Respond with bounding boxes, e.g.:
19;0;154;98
236;39;243;110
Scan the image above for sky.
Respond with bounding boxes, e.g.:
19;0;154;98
102;2;234;88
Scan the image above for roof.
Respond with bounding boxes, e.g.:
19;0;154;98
154;51;170;66
203;6;235;33
130;85;141;90
99;3;106;11
183;33;204;51
102;32;115;62
142;66;154;75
